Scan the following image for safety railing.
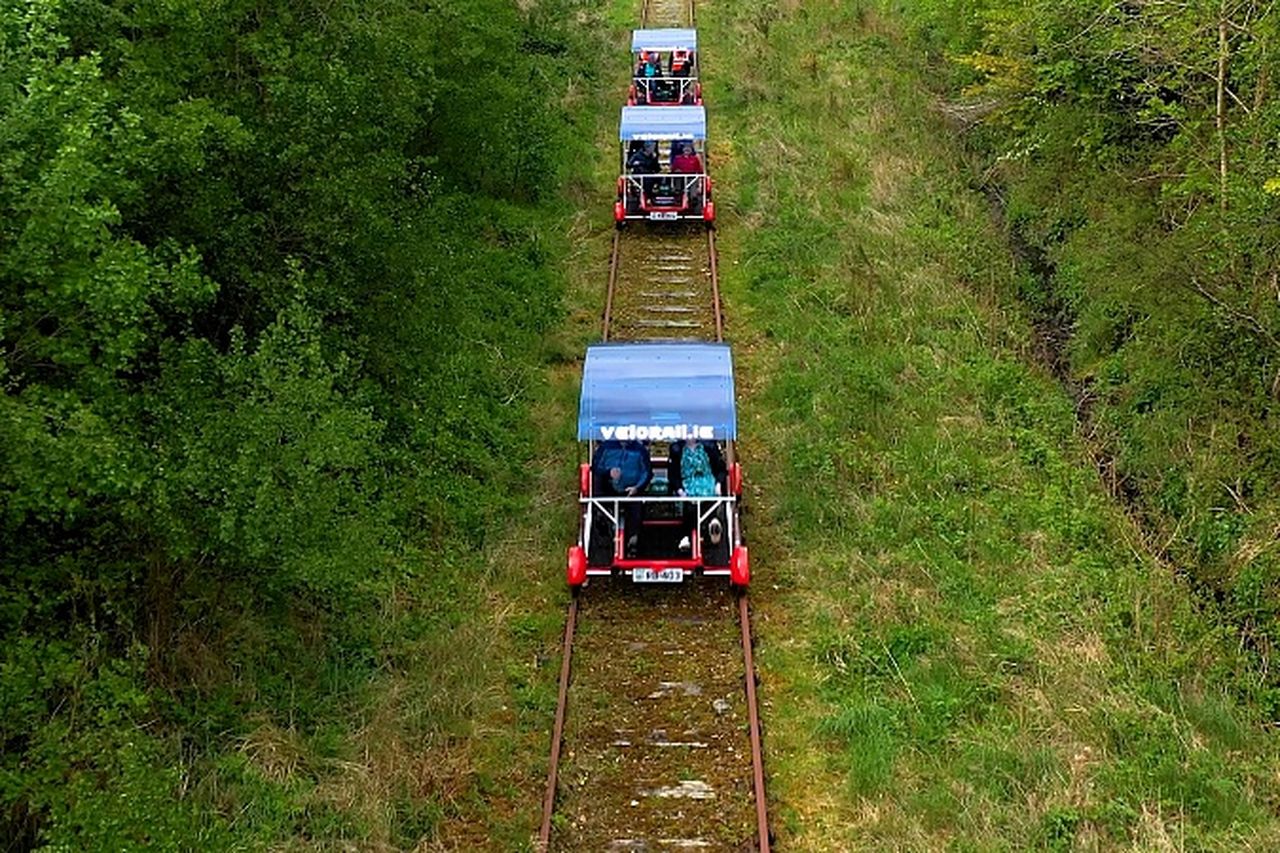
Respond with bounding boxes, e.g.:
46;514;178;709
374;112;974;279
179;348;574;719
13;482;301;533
579;494;736;564
632;75;699;104
622;172;706;207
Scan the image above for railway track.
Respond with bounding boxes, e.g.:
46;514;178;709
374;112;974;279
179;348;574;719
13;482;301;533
603;227;721;343
641;0;696;28
536;1;768;849
540;229;767;852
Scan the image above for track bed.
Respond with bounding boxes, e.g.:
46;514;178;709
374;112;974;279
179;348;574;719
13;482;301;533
642;0;696;28
552;582;756;851
606;227;719;342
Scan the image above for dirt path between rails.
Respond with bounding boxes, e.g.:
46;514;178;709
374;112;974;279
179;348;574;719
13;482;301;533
643;0;693;28
609;227;717;341
553;581;757;851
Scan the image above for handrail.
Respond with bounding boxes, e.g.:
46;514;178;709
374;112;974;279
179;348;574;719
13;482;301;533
623;172;706;181
632;74;698;82
578;494;733;504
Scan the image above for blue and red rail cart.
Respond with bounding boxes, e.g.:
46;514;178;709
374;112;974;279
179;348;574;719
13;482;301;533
615;105;715;224
629;28;702;106
566;342;748;587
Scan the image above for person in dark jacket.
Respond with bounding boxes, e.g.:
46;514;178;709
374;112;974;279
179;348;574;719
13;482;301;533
626;141;660;199
592;440;652;554
627;141;659;175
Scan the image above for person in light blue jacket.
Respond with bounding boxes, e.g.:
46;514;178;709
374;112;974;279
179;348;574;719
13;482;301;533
669;437;726;553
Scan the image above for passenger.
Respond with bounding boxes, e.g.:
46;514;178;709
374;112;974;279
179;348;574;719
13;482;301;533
635;51;661;100
670;141;702;174
671;49;692;77
680;440;718;497
668;51;693;102
627;141;660;199
627;140;659;175
669;437;726;551
592;439;652;555
671;142;704;208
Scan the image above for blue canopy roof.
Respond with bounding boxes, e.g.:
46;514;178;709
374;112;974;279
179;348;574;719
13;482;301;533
631;28;698;53
620;105;706;141
578;342;737;442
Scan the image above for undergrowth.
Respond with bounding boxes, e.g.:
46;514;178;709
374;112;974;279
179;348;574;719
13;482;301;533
702;0;1280;848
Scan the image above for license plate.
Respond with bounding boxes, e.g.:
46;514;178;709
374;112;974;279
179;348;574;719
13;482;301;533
633;567;684;583
648;211;679;221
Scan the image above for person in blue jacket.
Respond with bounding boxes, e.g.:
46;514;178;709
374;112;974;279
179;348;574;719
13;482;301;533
592;440;651;555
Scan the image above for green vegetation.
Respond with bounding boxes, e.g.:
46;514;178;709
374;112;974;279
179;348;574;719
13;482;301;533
6;0;1280;849
1;0;604;847
701;0;1280;847
889;0;1280;679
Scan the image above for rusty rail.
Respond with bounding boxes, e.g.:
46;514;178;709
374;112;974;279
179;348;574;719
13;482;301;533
740;593;770;852
708;227;723;342
603;229;621;342
537;595;578;851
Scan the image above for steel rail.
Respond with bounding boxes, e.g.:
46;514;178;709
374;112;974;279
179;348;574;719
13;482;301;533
708;227;723;342
603;229;621;342
537;595;578;851
740;593;770;852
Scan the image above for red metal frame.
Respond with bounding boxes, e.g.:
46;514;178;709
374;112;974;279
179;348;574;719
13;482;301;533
640;193;692;214
618;175;711;223
615;558;701;569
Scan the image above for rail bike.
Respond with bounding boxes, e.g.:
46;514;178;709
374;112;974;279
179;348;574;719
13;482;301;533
565;342;748;587
628;28;701;106
615;105;715;224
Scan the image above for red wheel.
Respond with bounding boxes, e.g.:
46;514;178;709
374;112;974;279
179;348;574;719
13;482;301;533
730;546;750;586
567;546;587;587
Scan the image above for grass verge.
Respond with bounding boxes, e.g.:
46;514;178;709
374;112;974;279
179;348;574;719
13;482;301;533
700;1;1280;848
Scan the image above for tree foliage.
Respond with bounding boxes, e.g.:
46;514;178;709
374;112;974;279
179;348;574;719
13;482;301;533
1;0;593;846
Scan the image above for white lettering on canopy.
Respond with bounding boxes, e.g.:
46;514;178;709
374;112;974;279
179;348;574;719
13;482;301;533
598;424;715;441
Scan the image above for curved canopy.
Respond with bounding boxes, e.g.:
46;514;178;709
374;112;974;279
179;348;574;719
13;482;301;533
578;342;737;442
620;105;706;141
631;28;698;53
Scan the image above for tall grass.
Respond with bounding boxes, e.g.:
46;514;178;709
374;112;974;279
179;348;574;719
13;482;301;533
700;1;1280;848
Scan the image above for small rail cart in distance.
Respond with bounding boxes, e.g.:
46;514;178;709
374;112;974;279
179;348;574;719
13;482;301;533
616;105;715;225
629;28;701;106
567;342;748;588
